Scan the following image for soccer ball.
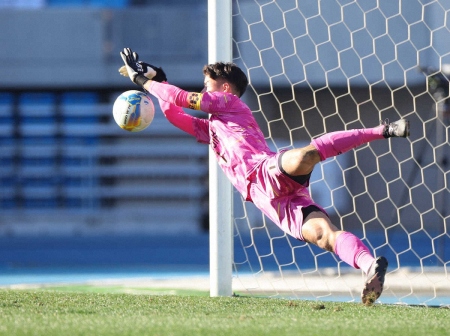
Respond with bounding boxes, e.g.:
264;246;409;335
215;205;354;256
112;90;155;132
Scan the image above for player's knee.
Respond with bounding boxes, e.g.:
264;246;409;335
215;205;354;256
283;146;321;175
296;146;320;168
316;232;334;252
303;224;334;252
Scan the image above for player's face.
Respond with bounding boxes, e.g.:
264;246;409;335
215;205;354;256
203;76;227;93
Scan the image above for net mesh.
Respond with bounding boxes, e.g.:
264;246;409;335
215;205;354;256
231;0;450;306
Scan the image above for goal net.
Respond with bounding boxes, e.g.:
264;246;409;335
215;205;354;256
229;0;449;306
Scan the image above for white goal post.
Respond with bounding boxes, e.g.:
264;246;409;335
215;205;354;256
208;0;233;297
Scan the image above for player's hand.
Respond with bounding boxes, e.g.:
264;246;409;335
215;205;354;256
119;48;149;87
118;61;167;82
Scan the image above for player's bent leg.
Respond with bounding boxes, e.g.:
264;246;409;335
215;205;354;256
301;213;373;268
311;127;385;161
310;119;410;162
301;212;388;304
279;119;410;176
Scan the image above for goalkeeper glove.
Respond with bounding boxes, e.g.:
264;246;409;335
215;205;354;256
120;47;150;87
119;48;167;85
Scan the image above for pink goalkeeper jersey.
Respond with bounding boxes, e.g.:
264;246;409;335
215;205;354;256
199;92;274;199
148;81;274;200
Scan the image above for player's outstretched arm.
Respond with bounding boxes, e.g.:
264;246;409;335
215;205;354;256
158;99;210;143
120;48;208;114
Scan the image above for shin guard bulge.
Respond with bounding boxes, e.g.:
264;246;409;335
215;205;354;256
334;232;375;274
311;127;384;161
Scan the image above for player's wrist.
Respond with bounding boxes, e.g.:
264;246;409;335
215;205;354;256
135;74;149;87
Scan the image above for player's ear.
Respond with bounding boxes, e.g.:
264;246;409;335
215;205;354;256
223;82;240;96
222;82;232;93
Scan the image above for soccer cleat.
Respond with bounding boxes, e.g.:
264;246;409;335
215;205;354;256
361;256;388;306
382;119;410;138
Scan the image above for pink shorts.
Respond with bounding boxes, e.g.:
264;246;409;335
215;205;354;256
248;152;327;241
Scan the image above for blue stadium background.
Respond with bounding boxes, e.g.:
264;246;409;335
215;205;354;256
0;0;448;285
0;0;212;283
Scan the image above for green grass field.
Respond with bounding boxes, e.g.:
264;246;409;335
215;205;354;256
1;288;449;336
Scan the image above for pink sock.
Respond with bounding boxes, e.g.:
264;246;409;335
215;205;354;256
334;232;375;274
311;126;385;161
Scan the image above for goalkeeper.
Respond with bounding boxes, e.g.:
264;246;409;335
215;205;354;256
119;48;410;305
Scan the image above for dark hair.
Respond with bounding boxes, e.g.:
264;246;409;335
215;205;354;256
202;62;248;97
